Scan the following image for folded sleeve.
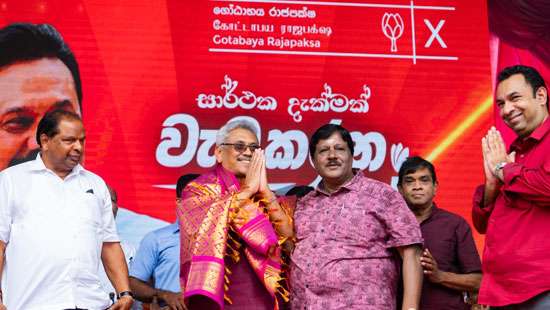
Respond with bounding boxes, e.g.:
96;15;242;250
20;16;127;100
130;231;158;282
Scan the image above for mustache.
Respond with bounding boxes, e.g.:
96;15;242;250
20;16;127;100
8;148;40;167
326;160;341;166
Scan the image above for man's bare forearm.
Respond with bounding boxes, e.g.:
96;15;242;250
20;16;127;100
0;241;5;304
130;277;157;303
437;272;482;292
399;245;422;310
102;242;131;293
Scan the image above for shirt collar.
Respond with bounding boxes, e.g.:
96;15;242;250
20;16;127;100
510;116;550;151
29;153;84;176
315;169;363;196
171;221;180;234
420;203;439;225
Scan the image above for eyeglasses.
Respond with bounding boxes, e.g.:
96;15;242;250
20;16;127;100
221;142;261;153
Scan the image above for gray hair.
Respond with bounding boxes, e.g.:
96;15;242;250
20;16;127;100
215;118;260;146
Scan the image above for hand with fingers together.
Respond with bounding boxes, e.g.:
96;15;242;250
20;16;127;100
154;290;188;310
258;150;274;200
481;127;515;182
420;248;444;284
237;149;262;201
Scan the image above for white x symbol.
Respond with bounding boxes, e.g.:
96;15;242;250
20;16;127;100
424;19;447;48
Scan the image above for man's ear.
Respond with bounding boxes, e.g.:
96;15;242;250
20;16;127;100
214;146;223;164
536;86;548;107
39;134;50;151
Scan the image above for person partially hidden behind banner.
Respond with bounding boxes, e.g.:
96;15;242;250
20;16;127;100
0;110;133;309
177;119;293;309
130;173;199;310
290;124;424;310
473;65;550;309
99;185;137;307
0;22;82;171
398;156;482;309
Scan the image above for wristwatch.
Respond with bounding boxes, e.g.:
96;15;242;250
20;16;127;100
117;290;134;299
494;162;507;176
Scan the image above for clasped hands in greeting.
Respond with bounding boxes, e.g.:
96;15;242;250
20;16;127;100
481;127;516;184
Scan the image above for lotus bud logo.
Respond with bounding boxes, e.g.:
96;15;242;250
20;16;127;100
381;13;404;52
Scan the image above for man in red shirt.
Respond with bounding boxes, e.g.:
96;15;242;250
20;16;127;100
473;65;550;309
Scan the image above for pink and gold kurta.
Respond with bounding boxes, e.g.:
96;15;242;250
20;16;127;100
177;164;289;309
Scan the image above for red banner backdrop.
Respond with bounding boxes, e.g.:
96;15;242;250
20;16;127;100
1;0;493;246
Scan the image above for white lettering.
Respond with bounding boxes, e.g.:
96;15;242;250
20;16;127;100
155;114;199;167
265;130;308;169
268;6;316;18
288;84;370;123
155;115;404;177
424;19;447;48
196;75;277;112
213;5;265;17
351;131;386;171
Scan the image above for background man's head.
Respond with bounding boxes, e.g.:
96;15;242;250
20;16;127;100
108;185;119;217
175;173;200;208
0;23;82;170
496;65;548;138
37;110;84;178
214;119;260;179
285;185;314;198
398;156;437;210
309;124;355;186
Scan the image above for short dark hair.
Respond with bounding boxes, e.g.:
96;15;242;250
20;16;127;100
176;173;200;198
397;156;437;186
285;185;314;198
36;110;82;147
0;23;82;107
497;65;548;109
309;124;355;158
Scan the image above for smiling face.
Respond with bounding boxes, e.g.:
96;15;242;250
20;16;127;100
41;118;85;178
496;73;548;138
214;127;259;179
0;58;80;169
312;132;354;188
398;167;437;210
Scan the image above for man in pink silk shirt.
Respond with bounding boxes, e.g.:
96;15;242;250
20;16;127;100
291;124;423;310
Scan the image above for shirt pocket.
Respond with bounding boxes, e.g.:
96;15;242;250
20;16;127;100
294;206;327;241
333;205;374;243
75;192;103;241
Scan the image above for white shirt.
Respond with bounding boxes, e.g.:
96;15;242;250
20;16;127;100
0;155;119;310
98;241;136;307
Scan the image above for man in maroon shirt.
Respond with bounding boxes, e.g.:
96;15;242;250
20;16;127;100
398;156;481;310
473;65;550;309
